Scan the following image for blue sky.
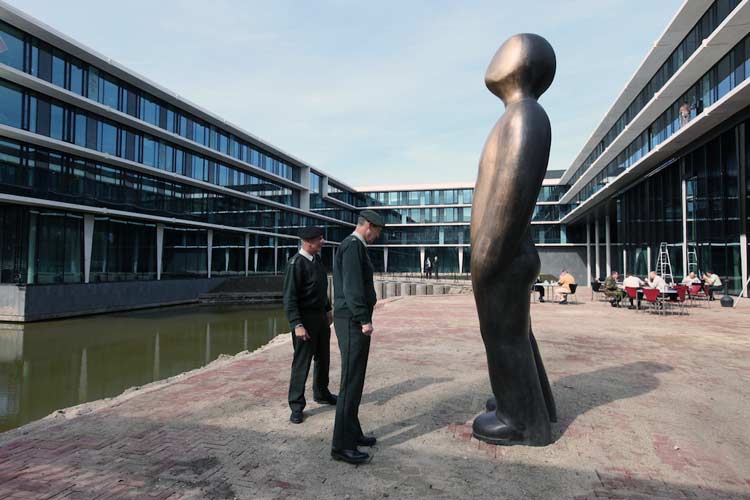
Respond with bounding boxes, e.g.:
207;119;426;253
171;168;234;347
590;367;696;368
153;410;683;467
9;0;683;187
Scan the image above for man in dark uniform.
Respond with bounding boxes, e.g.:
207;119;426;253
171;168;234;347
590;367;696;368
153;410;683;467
284;226;337;424
331;210;384;464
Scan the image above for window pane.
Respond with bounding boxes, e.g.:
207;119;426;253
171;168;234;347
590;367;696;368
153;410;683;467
0;22;25;71
0;82;23;128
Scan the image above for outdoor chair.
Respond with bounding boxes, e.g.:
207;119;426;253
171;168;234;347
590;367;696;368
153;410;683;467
688;284;708;306
591;281;605;302
624;286;639;310
673;285;689;315
642;288;664;315
567;283;578;304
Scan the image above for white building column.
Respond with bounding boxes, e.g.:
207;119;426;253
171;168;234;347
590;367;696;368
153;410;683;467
420;247;426;274
153;332;160;381
383;247;389;273
586;220;591;283
594;216;601;280
299;166;311;211
253;249;259;272
458;246;464;274
244;234;250;277
205;323;211;365
647;246;652;274
77;348;87;404
622;248;627;276
273;239;278;275
741;234;748;298
156;224;164;280
207;229;213;278
83;214;95;284
681;178;689;277
605;214;611;276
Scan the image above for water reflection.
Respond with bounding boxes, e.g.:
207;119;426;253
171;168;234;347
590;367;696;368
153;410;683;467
0;304;287;433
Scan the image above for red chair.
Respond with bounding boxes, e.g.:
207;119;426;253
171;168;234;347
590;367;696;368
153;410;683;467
688;284;708;306
642;288;663;315
674;285;688;315
625;287;639;310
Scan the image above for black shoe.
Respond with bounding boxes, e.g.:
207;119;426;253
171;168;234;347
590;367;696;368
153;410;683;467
290;411;303;424
314;393;338;405
539;298;545;303
331;448;369;464
485;397;497;412
356;435;376;447
559;299;568;305
610;299;617;307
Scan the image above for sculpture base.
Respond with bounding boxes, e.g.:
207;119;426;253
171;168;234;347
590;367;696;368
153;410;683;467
474;404;554;447
472;411;525;446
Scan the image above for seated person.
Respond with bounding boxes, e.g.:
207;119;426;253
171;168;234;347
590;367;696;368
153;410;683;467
622;273;644;309
603;271;625;307
681;272;701;285
532;276;546;303
554;269;576;304
645;271;668;292
703;271;722;301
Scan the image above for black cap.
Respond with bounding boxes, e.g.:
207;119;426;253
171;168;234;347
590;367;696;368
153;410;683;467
298;226;324;240
359;210;385;227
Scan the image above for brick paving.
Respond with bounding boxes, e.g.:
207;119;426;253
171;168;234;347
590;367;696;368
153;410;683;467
0;292;749;499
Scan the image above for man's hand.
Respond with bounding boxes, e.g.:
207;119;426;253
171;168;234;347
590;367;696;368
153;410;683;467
361;323;374;336
326;311;333;326
294;325;310;341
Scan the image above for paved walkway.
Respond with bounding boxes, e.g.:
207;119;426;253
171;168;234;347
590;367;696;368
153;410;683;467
1;294;749;499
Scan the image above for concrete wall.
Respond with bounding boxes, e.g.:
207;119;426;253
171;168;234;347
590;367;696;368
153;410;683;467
0;278;230;322
538;246;587;284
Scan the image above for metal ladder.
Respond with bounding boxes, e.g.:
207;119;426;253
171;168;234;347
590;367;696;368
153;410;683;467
656;242;674;284
687;247;699;274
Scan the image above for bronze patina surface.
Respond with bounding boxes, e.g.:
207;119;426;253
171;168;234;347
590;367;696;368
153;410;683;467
470;33;557;446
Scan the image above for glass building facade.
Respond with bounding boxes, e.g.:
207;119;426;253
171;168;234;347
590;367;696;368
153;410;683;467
356;179;573;275
562;0;750;295
0;5;359;286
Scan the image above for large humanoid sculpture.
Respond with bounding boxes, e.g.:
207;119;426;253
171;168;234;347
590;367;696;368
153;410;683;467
470;34;557;446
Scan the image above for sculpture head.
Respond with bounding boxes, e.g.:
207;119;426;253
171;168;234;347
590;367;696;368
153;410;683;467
485;33;556;104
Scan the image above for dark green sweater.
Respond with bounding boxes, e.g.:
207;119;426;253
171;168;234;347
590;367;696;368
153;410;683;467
283;252;331;330
333;234;376;323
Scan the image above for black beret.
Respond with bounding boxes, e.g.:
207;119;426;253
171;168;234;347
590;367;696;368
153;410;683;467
359;210;385;227
299;226;324;240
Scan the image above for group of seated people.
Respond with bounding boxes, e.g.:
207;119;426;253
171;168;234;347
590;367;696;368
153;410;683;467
533;270;576;305
600;270;723;308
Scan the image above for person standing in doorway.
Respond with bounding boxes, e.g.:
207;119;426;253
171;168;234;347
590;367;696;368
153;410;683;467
284;227;336;425
331;210;384;464
424;256;432;279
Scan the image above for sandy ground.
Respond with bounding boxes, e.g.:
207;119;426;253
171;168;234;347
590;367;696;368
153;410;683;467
0;292;748;499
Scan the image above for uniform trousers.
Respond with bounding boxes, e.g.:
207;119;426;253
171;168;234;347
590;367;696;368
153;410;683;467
332;315;371;450
288;310;331;412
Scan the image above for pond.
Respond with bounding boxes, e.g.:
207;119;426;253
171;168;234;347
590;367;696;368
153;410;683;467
0;304;288;433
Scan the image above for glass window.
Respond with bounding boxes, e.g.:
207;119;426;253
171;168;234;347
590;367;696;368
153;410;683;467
717;53;733;98
0;22;24;71
69;60;84;96
0;82;23;128
143;136;156;167
91;217;157;281
52;52;65;88
162;226;208;279
32;210;83;284
101;76;119;109
50;104;64;141
100;121;118;155
74;112;86;147
87;67;99;101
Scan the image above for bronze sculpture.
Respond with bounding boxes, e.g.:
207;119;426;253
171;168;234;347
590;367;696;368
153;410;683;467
470;34;557;446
